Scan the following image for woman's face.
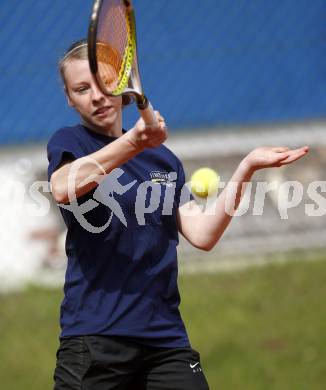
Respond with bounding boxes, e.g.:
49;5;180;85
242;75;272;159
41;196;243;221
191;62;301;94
63;59;122;133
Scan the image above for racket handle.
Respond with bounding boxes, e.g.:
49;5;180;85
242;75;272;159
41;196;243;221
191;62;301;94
139;102;159;126
136;95;158;126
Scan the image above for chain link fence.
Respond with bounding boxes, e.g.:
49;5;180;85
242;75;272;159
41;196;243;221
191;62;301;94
0;0;325;144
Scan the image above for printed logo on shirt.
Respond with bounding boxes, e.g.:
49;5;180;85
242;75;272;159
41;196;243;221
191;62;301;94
150;171;175;187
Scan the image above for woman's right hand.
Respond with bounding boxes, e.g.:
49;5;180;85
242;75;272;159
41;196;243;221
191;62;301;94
128;111;168;149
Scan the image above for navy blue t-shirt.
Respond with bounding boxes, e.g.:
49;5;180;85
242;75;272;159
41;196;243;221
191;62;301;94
47;124;191;348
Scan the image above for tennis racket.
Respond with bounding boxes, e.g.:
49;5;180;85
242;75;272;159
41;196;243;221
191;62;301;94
88;0;158;126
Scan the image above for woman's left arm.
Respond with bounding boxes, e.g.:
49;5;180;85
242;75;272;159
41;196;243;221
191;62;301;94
177;146;309;251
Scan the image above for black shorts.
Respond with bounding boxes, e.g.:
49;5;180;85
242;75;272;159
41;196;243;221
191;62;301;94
54;335;210;390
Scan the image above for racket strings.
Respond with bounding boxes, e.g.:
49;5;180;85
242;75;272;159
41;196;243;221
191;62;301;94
96;0;134;94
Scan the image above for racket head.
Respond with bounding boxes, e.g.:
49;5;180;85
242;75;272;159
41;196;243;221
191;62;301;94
88;0;143;98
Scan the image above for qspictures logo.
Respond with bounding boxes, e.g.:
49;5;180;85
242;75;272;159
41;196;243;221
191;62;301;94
2;157;326;234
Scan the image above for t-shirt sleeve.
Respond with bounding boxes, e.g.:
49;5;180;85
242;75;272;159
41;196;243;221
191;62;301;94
47;128;85;180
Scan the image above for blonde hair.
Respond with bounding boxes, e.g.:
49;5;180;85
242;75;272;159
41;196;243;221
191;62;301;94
59;39;132;106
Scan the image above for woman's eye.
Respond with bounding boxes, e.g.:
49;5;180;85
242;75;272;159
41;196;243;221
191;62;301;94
76;86;89;93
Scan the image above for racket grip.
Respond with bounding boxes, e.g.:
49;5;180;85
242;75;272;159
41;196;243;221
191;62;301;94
136;95;158;126
139;102;158;126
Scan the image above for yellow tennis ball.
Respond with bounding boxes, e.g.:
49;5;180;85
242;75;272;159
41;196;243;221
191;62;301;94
190;167;220;198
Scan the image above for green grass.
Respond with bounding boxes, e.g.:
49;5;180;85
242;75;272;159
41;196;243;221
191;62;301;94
1;252;326;389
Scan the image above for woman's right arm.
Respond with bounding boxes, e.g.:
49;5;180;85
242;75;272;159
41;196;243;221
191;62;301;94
50;114;167;204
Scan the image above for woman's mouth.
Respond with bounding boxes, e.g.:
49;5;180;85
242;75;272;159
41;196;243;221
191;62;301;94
93;106;112;117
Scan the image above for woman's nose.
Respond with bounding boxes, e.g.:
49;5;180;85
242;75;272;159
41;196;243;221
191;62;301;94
91;85;105;102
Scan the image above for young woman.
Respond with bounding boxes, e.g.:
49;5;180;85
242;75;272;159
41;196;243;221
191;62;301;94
48;39;308;390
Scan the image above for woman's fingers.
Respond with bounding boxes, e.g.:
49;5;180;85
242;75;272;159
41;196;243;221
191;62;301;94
246;146;309;171
273;146;290;153
279;147;309;165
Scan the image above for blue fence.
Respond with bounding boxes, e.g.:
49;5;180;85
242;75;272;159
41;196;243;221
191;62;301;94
0;0;325;144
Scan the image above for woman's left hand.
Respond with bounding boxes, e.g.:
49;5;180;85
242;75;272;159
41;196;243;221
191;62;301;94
242;146;309;172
